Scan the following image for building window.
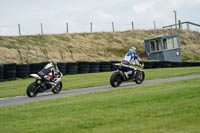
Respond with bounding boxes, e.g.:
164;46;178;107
163;39;168;50
173;37;179;48
167;38;174;49
150;41;156;52
156;40;161;51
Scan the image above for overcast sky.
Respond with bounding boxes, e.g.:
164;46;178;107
0;0;200;35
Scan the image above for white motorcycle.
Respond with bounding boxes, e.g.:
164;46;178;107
26;63;63;97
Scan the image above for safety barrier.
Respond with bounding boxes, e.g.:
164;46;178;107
0;61;200;82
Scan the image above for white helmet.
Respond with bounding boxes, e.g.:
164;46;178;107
129;47;136;54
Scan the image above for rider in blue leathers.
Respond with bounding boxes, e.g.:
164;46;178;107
121;47;142;78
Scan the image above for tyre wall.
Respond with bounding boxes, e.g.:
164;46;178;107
0;61;200;82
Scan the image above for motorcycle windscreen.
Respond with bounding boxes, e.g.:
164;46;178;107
38;63;53;77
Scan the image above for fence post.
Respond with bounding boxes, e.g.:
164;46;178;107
112;22;115;32
131;21;134;30
153;20;156;30
40;23;43;35
90;22;93;32
178;20;181;29
187;23;190;30
66;22;69;33
18;24;21;36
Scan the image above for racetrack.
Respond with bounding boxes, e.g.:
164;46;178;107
0;74;200;107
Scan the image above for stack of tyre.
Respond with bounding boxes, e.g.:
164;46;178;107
57;63;67;75
89;62;100;73
16;64;30;78
66;63;78;74
0;64;4;82
29;63;43;74
111;61;121;71
78;62;90;74
144;62;153;69
161;61;171;68
99;62;111;72
4;63;16;80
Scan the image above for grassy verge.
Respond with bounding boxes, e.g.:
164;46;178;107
0;78;200;132
0;67;200;98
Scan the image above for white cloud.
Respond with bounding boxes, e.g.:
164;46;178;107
133;2;154;14
96;11;120;21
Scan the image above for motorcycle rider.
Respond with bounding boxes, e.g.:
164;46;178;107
38;61;62;88
121;47;142;78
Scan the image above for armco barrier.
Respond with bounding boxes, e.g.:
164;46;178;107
0;61;200;82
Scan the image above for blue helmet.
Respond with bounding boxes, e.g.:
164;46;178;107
129;47;136;54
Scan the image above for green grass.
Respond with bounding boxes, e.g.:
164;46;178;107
0;67;200;98
1;78;200;132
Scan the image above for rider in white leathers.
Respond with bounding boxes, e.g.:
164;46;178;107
121;47;142;78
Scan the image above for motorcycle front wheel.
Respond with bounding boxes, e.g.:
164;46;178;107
52;82;63;94
110;72;122;87
135;71;145;84
26;82;38;97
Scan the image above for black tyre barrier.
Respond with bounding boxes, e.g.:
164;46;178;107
152;62;162;68
182;62;192;67
99;62;111;72
66;63;78;74
78;62;90;74
111;61;121;71
161;61;172;68
171;62;183;67
57;63;67;75
0;64;4;82
4;63;16;80
144;62;153;69
89;62;100;73
191;62;200;67
29;63;43;74
16;64;30;78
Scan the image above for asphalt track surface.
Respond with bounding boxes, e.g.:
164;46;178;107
0;74;200;107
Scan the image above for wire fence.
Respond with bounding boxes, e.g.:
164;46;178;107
0;21;200;36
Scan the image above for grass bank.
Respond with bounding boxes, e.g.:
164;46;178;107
0;67;200;98
0;29;200;64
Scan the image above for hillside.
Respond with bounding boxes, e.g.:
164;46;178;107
0;29;200;64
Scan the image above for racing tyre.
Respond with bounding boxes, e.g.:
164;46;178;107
135;71;145;84
26;82;38;97
110;72;122;87
52;82;62;94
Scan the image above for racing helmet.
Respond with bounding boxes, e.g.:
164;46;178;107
129;47;136;54
51;61;57;67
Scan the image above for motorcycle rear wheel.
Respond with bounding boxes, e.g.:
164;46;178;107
110;72;122;87
52;82;63;94
26;82;38;97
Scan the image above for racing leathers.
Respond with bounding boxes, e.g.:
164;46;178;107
121;51;141;78
38;62;62;87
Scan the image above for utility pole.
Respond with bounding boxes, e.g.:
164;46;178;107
173;10;177;29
